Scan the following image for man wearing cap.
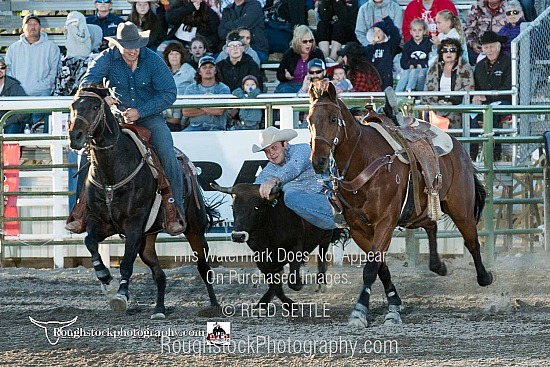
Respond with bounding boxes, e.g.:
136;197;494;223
253;126;336;230
86;0;124;52
472;30;511;160
69;21;186;235
298;58;328;94
0;57;31;134
182;55;231;131
216;30;263;92
5;13;60;133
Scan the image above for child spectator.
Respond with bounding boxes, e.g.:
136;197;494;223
231;75;263;130
365;16;401;90
328;64;354;92
431;10;468;64
396;18;431;92
498;1;526;56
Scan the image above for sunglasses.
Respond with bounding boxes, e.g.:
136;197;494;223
308;69;323;75
506;10;520;15
96;0;112;3
302;39;314;44
0;66;6;70
442;47;458;53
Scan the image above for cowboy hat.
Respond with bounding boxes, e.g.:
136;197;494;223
252;126;298;153
480;31;507;45
105;21;150;49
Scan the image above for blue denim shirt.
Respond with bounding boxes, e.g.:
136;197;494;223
81;47;177;119
255;143;325;194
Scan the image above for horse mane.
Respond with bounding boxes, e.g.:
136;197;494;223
79;84;111;98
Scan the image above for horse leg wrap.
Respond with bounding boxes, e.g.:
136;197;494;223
65;190;87;234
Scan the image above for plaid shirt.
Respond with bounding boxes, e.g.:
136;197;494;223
349;68;382;92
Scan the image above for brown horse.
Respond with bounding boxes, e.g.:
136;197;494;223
307;82;493;327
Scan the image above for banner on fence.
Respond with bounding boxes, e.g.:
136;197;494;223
2;144;21;235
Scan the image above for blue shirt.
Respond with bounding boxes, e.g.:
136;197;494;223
184;82;231;130
81;47;177;119
255;143;326;194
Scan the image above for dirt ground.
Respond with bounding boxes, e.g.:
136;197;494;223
1;250;549;366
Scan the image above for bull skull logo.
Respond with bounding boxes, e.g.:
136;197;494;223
29;316;78;345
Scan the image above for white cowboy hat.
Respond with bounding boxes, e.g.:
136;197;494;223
105;21;150;50
252;126;298;153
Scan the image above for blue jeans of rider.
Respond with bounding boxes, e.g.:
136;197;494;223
138;114;185;216
284;189;336;230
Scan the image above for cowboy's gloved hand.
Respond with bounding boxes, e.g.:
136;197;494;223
122;108;140;124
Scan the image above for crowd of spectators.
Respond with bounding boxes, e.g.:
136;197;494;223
0;0;535;135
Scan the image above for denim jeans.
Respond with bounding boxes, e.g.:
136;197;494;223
138;114;185;215
396;68;427;92
274;82;302;93
284;189;336;230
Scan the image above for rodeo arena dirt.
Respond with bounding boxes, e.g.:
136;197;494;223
0;247;549;366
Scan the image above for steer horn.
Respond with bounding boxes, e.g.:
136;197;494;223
210;182;233;194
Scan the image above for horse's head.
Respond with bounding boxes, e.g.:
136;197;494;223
307;80;344;173
68;86;111;150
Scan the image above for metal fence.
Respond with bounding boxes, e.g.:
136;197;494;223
513;6;550;164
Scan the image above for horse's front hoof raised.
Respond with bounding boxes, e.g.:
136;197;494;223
101;278;119;299
110;294;128;313
151;313;166;320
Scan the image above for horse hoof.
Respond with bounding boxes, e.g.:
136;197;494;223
384;311;402;325
315;283;328;293
478;271;495;287
348;309;369;328
110;294;128;313
101;278;119;299
151;313;166;320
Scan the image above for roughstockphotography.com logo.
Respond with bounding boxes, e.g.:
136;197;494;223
206;322;230;346
29;316;79;345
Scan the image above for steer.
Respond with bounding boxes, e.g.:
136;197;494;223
211;182;344;306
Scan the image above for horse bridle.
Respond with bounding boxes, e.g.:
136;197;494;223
72;90;119;150
310;100;348;151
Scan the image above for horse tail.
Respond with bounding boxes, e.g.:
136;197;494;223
473;173;486;223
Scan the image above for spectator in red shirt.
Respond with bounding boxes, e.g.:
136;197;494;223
402;0;457;43
337;41;381;92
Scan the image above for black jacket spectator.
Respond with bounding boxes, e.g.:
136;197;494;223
166;0;220;52
1;75;31;132
474;52;512;104
218;0;269;55
217;53;263;92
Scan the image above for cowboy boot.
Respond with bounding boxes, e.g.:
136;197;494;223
158;174;187;236
65;189;87;234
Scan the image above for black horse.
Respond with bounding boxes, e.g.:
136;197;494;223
68;86;219;319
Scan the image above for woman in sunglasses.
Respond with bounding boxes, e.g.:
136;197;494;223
423;38;474;128
497;1;526;56
275;25;325;93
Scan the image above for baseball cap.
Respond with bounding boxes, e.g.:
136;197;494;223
22;13;41;26
308;58;326;70
198;55;216;68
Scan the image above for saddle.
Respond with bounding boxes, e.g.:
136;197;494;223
359;110;448;220
120;124;202;231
